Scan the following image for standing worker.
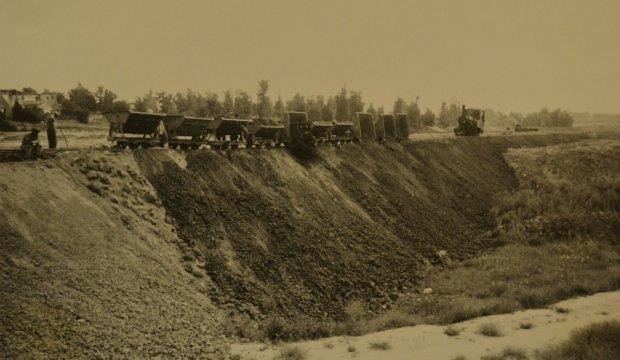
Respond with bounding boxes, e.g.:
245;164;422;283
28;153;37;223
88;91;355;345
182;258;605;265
46;112;58;149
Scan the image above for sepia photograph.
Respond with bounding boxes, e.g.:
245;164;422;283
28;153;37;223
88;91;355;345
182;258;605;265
1;1;619;359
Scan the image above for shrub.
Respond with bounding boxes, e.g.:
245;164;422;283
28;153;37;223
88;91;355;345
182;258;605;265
519;322;534;330
0;118;17;131
369;341;391;350
275;346;307;360
444;326;460;336
481;347;528;360
535;320;620;360
478;323;502;337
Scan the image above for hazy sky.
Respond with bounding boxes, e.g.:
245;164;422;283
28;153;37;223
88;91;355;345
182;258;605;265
1;0;619;113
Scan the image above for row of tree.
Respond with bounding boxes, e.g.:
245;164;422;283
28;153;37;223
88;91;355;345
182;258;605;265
483;108;574;128
131;82;439;129
56;84;130;122
9;83;575;129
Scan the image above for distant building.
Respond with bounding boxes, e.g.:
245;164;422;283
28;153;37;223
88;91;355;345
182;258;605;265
0;89;59;118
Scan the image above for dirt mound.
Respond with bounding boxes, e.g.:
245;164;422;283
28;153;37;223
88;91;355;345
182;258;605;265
0;151;228;359
0;132;591;357
136;133;589;319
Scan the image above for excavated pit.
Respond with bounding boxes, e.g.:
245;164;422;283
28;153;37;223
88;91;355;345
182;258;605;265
0;132;590;357
135;133;589;319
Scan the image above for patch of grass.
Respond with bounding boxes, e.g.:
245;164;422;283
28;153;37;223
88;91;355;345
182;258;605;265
478;323;502;337
452;355;468;360
369;341;391;350
481;347;528;360
554;307;570;314
519;322;534;330
274;346;307;360
444;326;460;336
534;320;620;360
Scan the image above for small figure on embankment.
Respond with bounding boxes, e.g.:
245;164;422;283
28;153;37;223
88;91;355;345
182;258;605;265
20;128;41;159
46;111;58;149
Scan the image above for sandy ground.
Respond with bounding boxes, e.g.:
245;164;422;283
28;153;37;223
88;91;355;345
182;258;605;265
232;291;620;360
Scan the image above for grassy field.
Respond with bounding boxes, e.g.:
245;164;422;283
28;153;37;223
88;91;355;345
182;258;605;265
238;138;620;342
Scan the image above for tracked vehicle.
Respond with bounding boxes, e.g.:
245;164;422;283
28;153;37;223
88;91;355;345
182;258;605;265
454;105;485;136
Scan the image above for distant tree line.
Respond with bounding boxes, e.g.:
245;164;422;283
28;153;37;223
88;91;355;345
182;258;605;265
7;83;579;129
55;83;130;122
484;107;574;128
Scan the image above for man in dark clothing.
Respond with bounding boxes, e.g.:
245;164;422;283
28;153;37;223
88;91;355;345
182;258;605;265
21;128;41;158
47;112;58;149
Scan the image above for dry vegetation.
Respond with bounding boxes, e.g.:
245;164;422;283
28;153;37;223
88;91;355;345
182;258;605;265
274;346;307;360
478;323;503;337
243;138;619;342
534;320;620;360
481;347;529;360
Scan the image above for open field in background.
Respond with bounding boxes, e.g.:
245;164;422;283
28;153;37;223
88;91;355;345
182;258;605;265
234;138;620;344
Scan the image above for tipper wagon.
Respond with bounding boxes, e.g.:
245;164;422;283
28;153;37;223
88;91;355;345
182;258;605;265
247;122;285;148
163;115;214;149
104;111;168;149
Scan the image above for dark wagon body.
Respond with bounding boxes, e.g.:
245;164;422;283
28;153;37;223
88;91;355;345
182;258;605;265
104;111;167;149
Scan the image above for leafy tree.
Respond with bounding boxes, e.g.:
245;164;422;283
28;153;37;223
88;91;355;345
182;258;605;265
156;92;178;114
376;105;385;115
523;108;573;127
348;91;364;121
62;83;97;122
134;90;158;113
222;90;234;117
255;79;273;119
406;100;421;128
437;102;450;128
204;92;223;116
286;93;306;112
393;97;406;114
233;91;253;117
22;87;37;94
335;86;349;121
306;96;323;122
273;95;284;121
323;96;335;121
421;108;436;126
108;100;130;112
94;86;121;112
367;103;376;117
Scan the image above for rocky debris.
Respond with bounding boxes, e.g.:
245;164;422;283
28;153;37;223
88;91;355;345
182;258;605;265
134;135;590;321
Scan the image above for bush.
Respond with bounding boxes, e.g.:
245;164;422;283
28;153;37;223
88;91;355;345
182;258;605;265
369;341;391;350
11;102;42;123
478;323;502;337
535;320;620;360
275;346;307;360
0;118;17;131
481;347;528;360
444;326;460;336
